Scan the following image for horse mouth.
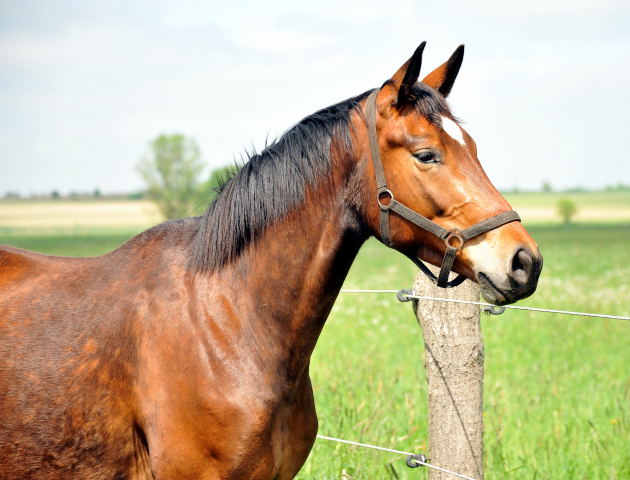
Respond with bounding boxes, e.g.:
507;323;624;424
477;272;512;306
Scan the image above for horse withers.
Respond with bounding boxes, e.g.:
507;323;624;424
0;43;542;479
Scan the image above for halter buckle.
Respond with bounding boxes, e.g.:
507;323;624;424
444;230;464;251
377;189;394;211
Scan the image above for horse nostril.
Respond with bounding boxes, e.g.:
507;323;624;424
511;249;533;285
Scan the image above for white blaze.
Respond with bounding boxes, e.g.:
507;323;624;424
440;116;465;145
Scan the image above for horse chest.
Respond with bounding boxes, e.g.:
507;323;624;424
138;366;318;480
222;384;319;480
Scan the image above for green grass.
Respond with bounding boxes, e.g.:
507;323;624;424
306;225;630;479
0;231;141;257
1;224;629;479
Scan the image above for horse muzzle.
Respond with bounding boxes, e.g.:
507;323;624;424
477;248;543;305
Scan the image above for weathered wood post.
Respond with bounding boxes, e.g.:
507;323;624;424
412;269;484;480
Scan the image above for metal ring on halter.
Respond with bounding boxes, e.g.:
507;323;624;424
444;230;464;250
377;189;394;211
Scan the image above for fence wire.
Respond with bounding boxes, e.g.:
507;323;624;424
339;289;630;321
316;434;477;480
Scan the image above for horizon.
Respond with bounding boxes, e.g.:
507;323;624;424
3;182;630;201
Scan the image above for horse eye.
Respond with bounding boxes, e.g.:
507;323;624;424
413;150;440;164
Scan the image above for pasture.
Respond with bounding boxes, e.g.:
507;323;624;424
0;195;629;479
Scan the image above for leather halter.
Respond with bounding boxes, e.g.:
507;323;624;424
364;89;521;288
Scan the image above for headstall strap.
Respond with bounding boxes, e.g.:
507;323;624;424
364;89;521;288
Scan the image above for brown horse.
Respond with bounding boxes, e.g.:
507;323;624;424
0;43;542;479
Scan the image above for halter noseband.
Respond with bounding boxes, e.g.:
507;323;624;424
365;89;521;288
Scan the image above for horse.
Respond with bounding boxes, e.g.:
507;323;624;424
0;42;542;479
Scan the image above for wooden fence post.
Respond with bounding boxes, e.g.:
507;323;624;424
412;270;484;480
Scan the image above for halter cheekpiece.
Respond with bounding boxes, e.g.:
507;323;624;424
365;89;521;288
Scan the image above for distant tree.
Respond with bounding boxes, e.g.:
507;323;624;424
93;188;101;198
564;186;588;193
51;190;60;200
604;183;630;192
128;191;144;200
557;198;577;224
136;134;204;219
541;180;553;193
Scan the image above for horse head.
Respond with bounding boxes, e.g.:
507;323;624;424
361;42;542;304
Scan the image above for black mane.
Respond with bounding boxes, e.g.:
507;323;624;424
188;84;451;273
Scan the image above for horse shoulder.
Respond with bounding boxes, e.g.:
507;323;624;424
133;294;318;479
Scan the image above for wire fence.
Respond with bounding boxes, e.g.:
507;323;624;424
316;434;477;480
315;286;629;479
339;289;630;321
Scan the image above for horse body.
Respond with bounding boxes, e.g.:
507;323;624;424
0;43;542;479
1;166;364;478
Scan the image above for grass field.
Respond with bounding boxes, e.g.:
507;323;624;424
1;195;629;479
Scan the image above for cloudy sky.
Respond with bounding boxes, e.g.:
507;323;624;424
1;0;629;195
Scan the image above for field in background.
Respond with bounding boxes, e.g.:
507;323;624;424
0;194;629;479
504;191;630;224
1;192;630;234
0;199;161;234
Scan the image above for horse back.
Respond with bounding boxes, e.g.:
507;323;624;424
0;244;42;287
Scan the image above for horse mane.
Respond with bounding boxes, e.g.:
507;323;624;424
188;83;451;273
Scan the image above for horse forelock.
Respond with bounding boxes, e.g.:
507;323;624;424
187;89;373;273
381;79;454;124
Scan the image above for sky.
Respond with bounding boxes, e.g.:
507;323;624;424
1;0;629;195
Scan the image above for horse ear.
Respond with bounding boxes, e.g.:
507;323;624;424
391;41;426;107
421;45;464;97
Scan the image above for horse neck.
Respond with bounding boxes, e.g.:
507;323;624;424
204;161;366;376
